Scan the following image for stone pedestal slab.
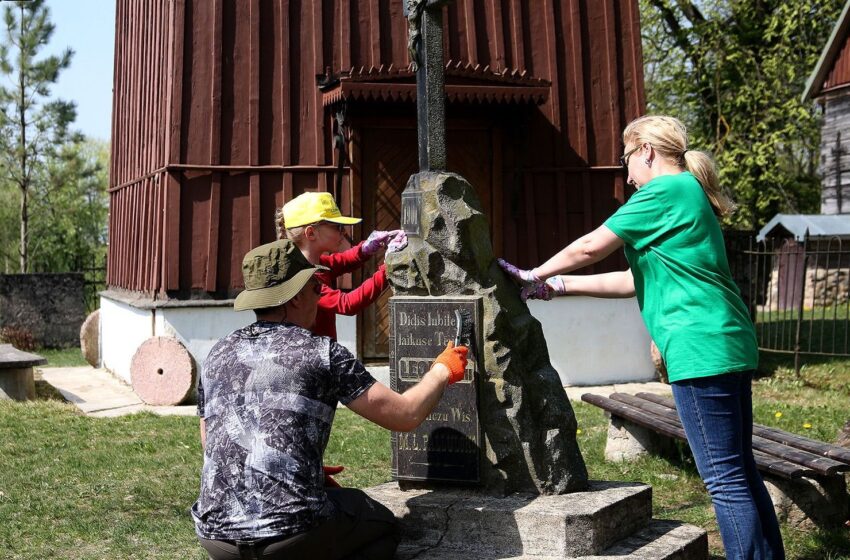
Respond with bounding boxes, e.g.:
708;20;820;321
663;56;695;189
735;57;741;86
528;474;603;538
0;344;46;401
366;481;655;558
764;473;849;529
605;416;678;462
0;367;36;401
394;520;707;560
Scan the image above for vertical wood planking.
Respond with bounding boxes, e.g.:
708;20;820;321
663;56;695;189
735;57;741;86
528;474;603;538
312;0;326;167
541;0;562;164
567;0;587;161
249;0;261;247
106;0;646;294
164;0;185;291
508;0;525;70
368;0;380;67
626;0;646;114
206;0;223;292
556;171;568;244
206;177;222;292
488;0;506;70
282;0;293;211
109;0;122;187
581;170;595;273
462;0;478;62
129;1;139;180
339;0;351;70
280;0;292;166
144;177;155;291
523;174;538;265
601;0;620;163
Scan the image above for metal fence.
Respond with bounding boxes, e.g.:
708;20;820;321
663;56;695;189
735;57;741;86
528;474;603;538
74;254;107;313
726;231;850;372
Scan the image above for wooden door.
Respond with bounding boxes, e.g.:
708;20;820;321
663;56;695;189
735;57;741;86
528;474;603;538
357;122;500;361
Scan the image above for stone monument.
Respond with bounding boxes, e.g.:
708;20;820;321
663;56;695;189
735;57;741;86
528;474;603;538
364;2;709;557
388;0;587;496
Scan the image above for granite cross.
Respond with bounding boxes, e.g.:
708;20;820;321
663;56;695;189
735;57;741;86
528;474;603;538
403;0;453;172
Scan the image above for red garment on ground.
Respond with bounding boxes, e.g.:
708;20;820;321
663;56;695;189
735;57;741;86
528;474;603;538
314;241;388;339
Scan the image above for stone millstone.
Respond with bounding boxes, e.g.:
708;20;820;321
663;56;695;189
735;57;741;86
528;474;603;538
130;336;195;405
79;309;100;367
386;171;588;495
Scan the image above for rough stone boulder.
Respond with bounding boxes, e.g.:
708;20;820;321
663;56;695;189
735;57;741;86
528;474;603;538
386;171;588;495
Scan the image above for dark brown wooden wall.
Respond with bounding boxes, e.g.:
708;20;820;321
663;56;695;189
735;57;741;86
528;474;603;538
825;33;850;92
108;0;645;297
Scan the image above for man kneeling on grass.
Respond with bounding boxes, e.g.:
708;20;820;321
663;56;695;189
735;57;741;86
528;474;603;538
191;239;468;560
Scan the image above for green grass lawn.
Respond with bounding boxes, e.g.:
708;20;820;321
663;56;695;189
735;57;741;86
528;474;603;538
0;354;848;559
36;347;89;368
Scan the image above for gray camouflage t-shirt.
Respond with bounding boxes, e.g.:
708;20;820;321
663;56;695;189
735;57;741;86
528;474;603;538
191;320;376;540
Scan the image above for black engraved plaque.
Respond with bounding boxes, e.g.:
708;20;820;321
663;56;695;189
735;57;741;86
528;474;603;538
389;295;482;484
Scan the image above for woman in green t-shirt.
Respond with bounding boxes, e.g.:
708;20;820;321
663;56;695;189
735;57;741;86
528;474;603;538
499;115;784;560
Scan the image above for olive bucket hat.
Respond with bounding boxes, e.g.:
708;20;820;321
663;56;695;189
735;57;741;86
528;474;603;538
234;239;328;312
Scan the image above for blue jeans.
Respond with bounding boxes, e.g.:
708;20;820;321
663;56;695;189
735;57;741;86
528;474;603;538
671;371;785;560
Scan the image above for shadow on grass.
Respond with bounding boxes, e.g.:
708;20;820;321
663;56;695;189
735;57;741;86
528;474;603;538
34;378;67;402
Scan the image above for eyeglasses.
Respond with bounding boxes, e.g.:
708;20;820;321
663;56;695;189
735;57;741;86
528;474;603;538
318;221;346;233
619;146;641;169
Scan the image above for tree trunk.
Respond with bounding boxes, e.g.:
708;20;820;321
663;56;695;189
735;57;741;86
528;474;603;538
19;185;27;273
18;3;27;274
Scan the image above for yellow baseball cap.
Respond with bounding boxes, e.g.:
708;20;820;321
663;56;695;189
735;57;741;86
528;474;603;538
281;192;362;229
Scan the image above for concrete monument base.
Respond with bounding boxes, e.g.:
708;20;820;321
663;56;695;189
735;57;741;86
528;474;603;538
365;482;707;559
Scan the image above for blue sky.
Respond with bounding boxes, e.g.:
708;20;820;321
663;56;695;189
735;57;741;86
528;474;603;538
2;0;117;141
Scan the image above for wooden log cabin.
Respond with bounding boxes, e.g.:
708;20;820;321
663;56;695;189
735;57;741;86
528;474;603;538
803;0;850;215
102;0;652;386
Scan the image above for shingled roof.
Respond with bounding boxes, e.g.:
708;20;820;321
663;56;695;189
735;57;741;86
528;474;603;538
803;0;850;101
319;61;550;107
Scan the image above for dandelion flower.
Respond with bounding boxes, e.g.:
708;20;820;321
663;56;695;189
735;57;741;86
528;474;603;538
774;411;783;419
803;422;812;429
576;429;583;435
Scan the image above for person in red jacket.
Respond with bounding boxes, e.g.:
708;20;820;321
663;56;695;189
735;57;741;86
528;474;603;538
275;192;407;340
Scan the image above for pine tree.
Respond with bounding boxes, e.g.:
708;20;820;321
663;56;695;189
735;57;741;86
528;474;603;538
0;0;75;272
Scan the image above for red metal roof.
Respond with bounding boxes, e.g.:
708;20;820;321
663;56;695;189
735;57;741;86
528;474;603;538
320;61;550;106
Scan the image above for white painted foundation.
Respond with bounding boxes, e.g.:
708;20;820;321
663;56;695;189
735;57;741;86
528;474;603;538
527;297;655;385
100;293;654;388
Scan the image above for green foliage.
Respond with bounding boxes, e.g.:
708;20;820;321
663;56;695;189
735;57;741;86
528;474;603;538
640;0;843;229
27;138;109;273
0;0;81;273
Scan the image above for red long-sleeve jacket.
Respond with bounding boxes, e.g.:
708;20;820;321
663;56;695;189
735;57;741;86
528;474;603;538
314;241;388;339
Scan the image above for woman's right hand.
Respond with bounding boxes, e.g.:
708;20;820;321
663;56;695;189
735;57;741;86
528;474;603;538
498;258;551;301
497;258;540;284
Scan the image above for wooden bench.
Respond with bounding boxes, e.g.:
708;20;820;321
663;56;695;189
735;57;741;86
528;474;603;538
0;344;47;401
581;391;850;529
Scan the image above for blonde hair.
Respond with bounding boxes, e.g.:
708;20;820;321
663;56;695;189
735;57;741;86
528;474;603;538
274;206;307;245
623;115;736;217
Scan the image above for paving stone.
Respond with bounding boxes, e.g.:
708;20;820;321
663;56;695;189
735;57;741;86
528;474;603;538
40;366;196;417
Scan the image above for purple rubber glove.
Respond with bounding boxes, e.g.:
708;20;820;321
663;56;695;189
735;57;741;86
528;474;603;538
522;276;567;301
497;258;541;284
386;230;408;253
362;230;402;256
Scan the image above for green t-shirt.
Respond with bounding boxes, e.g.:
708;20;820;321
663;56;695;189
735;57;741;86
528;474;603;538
603;172;757;382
